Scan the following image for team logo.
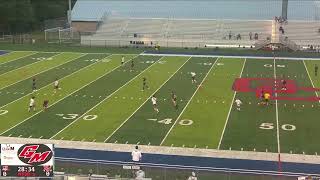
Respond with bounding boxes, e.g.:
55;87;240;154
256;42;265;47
17;144;53;166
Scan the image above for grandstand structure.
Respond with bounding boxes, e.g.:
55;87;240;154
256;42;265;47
68;0;320;50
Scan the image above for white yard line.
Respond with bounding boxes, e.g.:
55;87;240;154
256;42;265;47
0;51;38;66
0;54;140;136
0;54;113;110
0;52;83;91
103;56;192;143
273;57;280;154
217;58;246;149
160;57;219;145
50;55;163;139
303;60;320;99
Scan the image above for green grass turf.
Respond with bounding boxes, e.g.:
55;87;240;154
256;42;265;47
163;58;244;149
0;53;109;106
0;52;57;75
106;57;216;145
53;56;189;142
0;54;136;135
0;52;81;89
3;55;160;138
220;59;278;152
276;60;320;155
0;51;36;64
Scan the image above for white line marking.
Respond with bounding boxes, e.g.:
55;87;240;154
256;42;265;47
49;55;160;139
303;60;319;101
39;136;43;139
274;58;280;154
0;51;38;66
103;57;192;143
160;57;219;145
0;54;134;136
218;58;246;149
0;53;66;90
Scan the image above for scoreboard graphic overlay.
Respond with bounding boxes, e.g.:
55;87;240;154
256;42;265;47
0;144;54;177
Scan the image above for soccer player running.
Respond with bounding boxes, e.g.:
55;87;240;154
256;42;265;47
235;98;242;111
28;96;36;112
54;78;59;93
315;64;318;76
130;60;134;71
43;100;49;111
32;77;37;92
142;77;149;91
171;91;178;109
121;56;125;66
151;95;159;113
281;79;287;90
263;92;271;106
191;72;197;84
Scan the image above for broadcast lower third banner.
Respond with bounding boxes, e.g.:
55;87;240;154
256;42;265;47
0;144;54;177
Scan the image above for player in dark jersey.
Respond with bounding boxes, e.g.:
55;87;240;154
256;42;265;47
315;64;318;76
142;77;149;91
131;60;134;71
281;79;287;90
43;100;49;111
32;77;36;92
171;91;178;109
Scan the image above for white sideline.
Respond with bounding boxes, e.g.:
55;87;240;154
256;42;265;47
103;56;192;143
141;52;320;61
160;57;219;145
0;54;140;136
50;55;163;139
0;136;319;165
218;58;246;149
0;54;112;110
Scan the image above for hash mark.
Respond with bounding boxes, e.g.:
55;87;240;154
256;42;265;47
8;134;12;137
39;136;43;139
125;141;128;144
92;139;96;142
60;137;64;140
182;144;185;147
194;145;197;148
28;135;32;138
114;140;118;143
70;137;75;141
148;142;151;146
137;141;140;145
206;146;208;149
18;135;22;138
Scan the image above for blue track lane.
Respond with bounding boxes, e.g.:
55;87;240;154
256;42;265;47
54;148;320;176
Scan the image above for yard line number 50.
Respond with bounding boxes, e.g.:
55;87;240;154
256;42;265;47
259;123;296;131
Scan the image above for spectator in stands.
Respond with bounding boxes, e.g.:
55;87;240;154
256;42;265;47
254;33;259;40
135;169;145;179
132;146;142;162
249;32;253;40
187;172;198;180
236;34;241;40
318;28;320;33
228;31;232;40
279;26;284;34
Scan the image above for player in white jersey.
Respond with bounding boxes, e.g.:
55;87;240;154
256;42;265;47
28;96;36;112
191;72;197;83
121;56;125;66
235;98;242;111
54;78;59;93
151;95;159;113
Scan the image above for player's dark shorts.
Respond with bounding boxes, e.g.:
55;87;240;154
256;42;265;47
192;77;195;80
32;86;36;90
43;104;48;108
172;98;177;102
264;98;269;102
54;85;59;89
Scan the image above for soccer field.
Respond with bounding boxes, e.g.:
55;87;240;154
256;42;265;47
0;51;319;155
